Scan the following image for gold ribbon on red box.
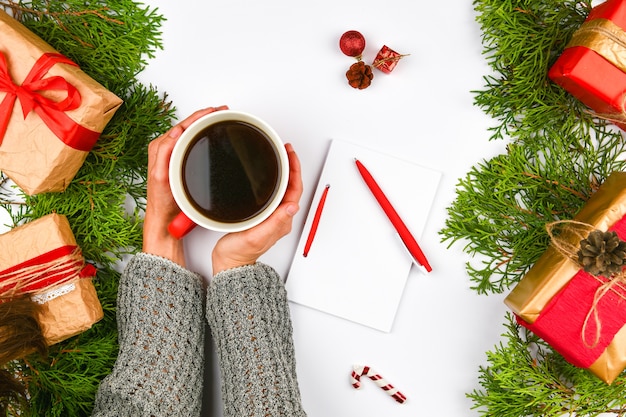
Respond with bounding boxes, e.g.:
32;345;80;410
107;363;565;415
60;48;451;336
0;51;100;151
566;18;626;74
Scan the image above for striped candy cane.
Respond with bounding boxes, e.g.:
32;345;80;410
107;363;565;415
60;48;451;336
351;364;407;404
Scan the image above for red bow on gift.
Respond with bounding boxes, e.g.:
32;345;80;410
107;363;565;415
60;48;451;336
0;51;99;151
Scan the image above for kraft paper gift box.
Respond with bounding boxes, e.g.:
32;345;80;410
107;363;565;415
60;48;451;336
548;0;626;130
0;10;122;195
505;172;626;384
0;213;103;345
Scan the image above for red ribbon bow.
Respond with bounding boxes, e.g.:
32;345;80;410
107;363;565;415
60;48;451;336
0;51;100;151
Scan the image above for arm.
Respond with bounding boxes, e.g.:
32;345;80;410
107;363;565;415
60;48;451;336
91;253;205;416
206;263;307;417
92;107;227;416
207;143;307;416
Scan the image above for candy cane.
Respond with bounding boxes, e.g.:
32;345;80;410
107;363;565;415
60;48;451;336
351;364;407;404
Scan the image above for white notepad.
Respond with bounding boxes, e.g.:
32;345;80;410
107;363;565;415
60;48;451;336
286;139;442;332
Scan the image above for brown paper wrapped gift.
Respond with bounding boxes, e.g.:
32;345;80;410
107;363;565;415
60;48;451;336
0;213;103;345
505;171;626;383
0;10;122;195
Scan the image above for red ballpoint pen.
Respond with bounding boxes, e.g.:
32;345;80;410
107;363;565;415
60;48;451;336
354;158;432;273
303;184;330;257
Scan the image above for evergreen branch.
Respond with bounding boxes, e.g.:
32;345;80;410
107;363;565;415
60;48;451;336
442;0;626;414
441;0;626;294
469;314;626;416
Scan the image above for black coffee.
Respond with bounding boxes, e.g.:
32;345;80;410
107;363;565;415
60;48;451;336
182;120;281;223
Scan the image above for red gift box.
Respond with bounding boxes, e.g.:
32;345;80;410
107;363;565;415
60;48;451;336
372;45;402;74
517;215;626;383
548;0;626;130
505;172;626;383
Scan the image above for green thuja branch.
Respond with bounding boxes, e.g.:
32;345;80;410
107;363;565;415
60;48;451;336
0;0;165;92
0;1;175;415
441;0;626;294
469;314;626;416
441;0;626;415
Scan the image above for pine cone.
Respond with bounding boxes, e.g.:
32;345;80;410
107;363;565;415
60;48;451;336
577;230;626;276
346;61;373;89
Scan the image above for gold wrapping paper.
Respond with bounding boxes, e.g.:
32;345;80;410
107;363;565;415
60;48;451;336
0;213;103;345
589;324;626;383
505;171;626;322
0;10;122;195
566;18;626;74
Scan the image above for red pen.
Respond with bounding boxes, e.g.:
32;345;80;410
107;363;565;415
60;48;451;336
354;158;432;273
303;184;330;257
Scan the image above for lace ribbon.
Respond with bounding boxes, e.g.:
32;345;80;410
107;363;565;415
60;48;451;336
31;282;76;304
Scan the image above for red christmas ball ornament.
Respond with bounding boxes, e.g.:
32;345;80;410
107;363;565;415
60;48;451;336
339;30;366;59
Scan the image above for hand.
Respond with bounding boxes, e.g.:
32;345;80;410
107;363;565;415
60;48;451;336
143;106;228;265
212;143;304;275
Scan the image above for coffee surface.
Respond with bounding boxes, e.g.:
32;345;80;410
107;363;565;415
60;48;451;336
182;120;280;223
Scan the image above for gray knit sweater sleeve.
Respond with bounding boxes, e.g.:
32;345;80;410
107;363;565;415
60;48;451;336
206;263;307;417
92;253;205;417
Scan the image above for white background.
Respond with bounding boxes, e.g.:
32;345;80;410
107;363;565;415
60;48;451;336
137;0;512;415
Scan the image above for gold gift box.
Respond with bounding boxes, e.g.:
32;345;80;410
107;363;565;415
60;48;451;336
505;171;626;383
505;172;626;322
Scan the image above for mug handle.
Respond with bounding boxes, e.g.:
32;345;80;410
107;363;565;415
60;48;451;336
168;212;197;239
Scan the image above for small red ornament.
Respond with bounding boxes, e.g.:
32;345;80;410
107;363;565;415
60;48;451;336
373;45;408;74
339;30;366;59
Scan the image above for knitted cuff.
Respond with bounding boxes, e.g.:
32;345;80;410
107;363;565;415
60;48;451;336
206;263;306;417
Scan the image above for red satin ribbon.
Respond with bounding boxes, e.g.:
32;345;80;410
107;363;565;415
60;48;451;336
0;51;100;151
0;245;96;296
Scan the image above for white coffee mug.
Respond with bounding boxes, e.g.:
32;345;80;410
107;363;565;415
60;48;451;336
168;110;289;238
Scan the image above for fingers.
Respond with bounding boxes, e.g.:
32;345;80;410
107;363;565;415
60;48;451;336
149;105;230;180
178;105;229;130
155;105;229;144
249;143;303;241
282;143;304;208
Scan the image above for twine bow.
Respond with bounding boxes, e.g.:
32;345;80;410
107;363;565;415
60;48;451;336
0;245;96;300
0;51;99;151
546;220;626;348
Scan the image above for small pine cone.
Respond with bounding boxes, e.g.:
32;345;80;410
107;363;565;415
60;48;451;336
577;230;626;276
346;61;373;89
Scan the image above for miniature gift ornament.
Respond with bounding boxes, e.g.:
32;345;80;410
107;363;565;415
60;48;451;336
549;0;626;130
0;10;122;194
372;45;406;74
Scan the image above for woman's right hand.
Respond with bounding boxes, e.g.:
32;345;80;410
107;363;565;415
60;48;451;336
211;143;303;275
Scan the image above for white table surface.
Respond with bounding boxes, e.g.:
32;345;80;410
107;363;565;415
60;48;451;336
137;1;512;415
